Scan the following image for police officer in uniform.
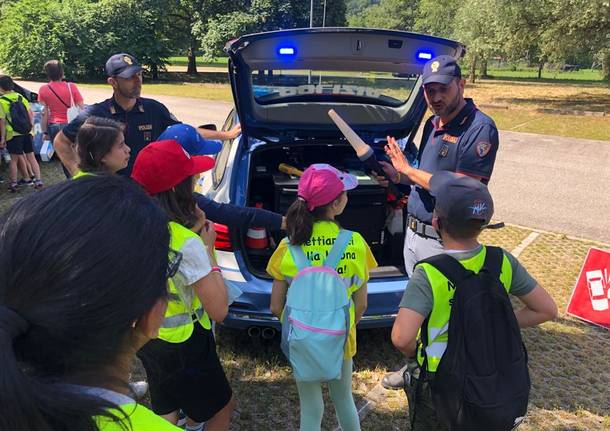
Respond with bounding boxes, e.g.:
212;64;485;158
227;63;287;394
54;53;241;177
380;55;500;389
53;53;282;233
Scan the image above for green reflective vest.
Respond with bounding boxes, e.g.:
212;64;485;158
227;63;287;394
158;222;211;343
72;170;93;179
97;403;181;430
416;246;513;372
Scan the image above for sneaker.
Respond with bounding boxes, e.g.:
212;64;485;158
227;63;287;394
17;178;33;187
8;182;18;193
128;381;149;400
34;179;44;189
177;411;187;428
0;176;4;183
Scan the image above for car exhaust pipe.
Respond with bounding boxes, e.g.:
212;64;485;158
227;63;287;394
247;326;261;338
261;327;276;340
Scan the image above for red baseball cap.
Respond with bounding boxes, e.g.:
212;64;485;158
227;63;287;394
131;140;215;195
298;164;358;211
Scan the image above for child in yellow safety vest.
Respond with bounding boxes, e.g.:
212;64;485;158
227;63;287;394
267;163;378;431
391;171;557;431
131;139;235;431
0;175;183;431
72;116;131;179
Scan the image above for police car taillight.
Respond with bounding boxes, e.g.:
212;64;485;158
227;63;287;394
214;223;232;251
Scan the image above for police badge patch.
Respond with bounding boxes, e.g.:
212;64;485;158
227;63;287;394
476;141;491;157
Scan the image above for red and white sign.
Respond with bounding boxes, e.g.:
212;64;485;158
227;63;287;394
567;247;610;329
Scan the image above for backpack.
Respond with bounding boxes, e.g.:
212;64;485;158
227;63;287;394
1;94;31;134
418;246;530;431
281;229;353;382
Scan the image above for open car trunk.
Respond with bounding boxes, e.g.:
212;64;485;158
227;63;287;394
241;141;406;279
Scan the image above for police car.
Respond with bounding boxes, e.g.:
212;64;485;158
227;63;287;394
198;28;465;335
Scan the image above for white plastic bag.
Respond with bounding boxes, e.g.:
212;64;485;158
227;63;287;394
66;83;82;122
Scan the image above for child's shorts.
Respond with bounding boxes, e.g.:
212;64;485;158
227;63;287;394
137;323;233;423
7;134;33;155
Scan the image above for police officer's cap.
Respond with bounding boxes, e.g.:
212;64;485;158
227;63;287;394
422;55;462;85
106;53;142;78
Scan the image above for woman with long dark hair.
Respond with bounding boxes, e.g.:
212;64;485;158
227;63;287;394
0;175;181;431
73;116;130;178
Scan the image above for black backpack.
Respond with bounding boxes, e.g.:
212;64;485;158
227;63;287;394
2;94;32;135
419;246;530;431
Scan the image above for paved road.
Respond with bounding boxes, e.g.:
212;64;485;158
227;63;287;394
19;80;610;243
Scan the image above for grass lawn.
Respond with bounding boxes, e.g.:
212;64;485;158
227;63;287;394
486;68;605;82
167;56;228;68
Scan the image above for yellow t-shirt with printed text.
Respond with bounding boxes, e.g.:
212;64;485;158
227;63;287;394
266;221;378;358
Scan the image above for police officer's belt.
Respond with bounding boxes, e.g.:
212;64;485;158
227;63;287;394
407;215;440;240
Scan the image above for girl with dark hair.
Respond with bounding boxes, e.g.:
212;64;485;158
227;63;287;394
267;164;377;431
74;116;130;177
131;140;235;431
0;175;181;431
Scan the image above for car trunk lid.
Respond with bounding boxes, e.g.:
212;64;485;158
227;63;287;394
224;27;465;144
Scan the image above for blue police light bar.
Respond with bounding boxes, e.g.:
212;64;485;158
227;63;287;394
416;51;433;61
278;47;296;56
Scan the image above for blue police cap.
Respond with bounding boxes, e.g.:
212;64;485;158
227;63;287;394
430;171;494;226
105;53;142;78
158;124;222;156
422;55;462;85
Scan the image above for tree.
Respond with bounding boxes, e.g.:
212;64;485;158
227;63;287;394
0;0;65;78
453;0;501;82
197;0;347;60
415;0;462;38
348;0;418;30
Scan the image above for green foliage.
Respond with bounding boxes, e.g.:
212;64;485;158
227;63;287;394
197;0;345;60
0;0;173;79
348;0;418;30
0;0;64;77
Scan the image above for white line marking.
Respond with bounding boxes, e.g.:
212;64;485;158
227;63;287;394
511;232;540;258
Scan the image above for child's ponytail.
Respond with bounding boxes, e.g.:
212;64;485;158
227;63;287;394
286;197;314;245
286;196;340;245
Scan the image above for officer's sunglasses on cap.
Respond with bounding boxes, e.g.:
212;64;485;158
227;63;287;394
167;248;183;279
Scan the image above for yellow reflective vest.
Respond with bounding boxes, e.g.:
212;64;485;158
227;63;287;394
97;403;181;431
158;222;211;343
416;246;513;372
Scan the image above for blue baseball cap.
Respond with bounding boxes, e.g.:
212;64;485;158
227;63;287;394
422;55;462;85
158;124;222;156
430;171;494;225
105;53;142;78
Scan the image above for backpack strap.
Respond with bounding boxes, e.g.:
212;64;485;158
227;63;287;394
323;230;353;270
417;253;474;287
287;240;311;272
481;246;503;278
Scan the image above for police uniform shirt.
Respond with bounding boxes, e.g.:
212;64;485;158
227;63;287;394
62;97;179;176
407;98;499;224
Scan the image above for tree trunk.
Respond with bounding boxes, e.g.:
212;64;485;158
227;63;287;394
187;45;198;75
537;61;544;79
479;58;488;79
601;50;610;81
151;63;159;80
470;54;478;84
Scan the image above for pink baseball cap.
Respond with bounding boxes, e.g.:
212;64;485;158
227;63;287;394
298;164;358;211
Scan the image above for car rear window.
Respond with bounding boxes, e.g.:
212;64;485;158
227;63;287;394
251;69;418;107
